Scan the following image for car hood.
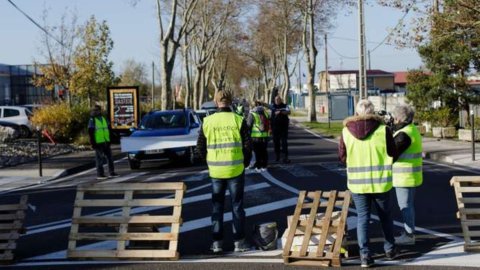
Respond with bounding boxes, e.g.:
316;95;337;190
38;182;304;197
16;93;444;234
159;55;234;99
130;127;190;137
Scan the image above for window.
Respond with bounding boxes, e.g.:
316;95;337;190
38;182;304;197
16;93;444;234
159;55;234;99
4;108;20;117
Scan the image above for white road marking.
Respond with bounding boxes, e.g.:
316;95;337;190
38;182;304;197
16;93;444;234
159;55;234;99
101;172;148;183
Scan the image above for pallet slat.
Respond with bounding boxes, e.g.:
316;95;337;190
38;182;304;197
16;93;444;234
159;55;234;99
68;182;185;260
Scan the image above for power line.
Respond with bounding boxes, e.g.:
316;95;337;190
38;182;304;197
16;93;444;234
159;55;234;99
328;43;358;60
6;0;65;47
369;6;411;53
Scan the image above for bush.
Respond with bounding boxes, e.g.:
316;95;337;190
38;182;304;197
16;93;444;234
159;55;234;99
429;107;458;127
31;101;91;143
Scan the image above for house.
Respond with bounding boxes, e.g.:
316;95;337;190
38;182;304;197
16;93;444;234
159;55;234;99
393;71;408;93
318;69;395;94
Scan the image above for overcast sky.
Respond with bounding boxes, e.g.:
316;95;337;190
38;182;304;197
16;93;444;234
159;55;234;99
0;0;423;78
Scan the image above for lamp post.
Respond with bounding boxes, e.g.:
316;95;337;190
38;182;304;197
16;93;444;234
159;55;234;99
36;126;43;177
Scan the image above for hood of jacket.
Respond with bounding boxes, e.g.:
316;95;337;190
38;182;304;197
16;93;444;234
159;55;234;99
343;114;384;140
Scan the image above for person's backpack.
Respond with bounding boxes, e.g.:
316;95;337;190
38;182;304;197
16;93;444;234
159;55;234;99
253;222;278;250
258;112;270;132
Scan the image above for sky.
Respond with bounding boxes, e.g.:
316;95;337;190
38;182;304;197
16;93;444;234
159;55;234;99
0;0;424;79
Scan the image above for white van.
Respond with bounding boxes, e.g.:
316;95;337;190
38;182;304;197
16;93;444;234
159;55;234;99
0;106;33;137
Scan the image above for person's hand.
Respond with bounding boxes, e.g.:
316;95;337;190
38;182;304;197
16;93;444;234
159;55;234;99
275;111;280;115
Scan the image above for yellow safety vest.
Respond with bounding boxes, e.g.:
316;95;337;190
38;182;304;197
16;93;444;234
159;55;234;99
251;111;269;138
343;125;393;194
393;124;423;187
203;112;244;179
94;117;110;144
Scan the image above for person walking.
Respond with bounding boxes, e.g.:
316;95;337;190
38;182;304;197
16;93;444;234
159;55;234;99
196;90;252;254
338;99;397;268
88;104;118;180
247;101;270;172
270;95;290;164
391;104;423;245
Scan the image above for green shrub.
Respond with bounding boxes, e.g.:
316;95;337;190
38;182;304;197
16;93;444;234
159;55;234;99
429;107;458;127
31;101;91;143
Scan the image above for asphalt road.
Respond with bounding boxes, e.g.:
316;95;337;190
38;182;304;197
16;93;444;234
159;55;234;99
1;123;479;270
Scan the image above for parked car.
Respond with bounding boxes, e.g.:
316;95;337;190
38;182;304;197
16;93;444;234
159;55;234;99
0;106;33;137
195;109;215;122
121;109;201;169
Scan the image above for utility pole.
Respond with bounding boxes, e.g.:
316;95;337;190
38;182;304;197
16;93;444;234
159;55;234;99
151;61;155;109
358;0;367;100
368;50;371;70
325;34;331;128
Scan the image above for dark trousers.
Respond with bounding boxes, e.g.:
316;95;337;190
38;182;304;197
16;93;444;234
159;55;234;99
253;139;268;169
95;143;114;177
351;192;395;258
273;127;288;159
211;173;245;241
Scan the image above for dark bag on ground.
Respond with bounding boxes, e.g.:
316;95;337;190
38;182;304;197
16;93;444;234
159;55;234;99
253;222;278;250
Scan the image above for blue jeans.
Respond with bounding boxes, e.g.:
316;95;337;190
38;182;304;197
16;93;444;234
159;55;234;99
395;187;416;234
351;192;395;258
211;173;245;241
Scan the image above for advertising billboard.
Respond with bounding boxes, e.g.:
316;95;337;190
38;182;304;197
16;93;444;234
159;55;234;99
107;87;139;130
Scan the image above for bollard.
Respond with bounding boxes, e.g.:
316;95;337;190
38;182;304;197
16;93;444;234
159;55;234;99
37;126;42;177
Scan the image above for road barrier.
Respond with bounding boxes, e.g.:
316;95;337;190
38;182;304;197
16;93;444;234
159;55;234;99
68;182;185;260
0;195;28;263
282;190;351;267
451;176;480;252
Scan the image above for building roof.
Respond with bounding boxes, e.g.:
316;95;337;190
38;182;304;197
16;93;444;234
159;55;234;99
394;71;408;84
325;69;394;76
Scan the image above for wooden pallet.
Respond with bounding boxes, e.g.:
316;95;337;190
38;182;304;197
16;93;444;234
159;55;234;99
283;190;351;267
67;183;186;260
0;195;28;263
451;176;480;252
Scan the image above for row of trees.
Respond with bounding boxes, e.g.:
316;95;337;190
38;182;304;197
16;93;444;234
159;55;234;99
35;0;358;121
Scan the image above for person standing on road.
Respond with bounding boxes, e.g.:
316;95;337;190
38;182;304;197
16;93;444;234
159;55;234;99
338;99;397;268
196;90;252;254
270;95;290;164
88;104;118;180
246;101;270;172
391;104;423;245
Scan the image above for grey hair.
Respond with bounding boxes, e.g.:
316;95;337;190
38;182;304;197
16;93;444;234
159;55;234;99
355;99;375;116
392;104;415;124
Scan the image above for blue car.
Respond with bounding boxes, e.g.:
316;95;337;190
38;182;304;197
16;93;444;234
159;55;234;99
121;109;201;169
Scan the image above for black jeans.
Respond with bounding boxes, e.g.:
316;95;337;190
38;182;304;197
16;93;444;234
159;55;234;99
273;127;288;159
253;139;268;169
94;143;114;177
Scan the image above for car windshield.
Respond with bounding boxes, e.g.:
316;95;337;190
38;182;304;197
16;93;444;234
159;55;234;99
142;113;186;129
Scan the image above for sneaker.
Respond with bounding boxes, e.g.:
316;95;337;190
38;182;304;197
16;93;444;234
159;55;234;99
234;239;250;252
96;175;108;180
210;240;223;254
109;172;119;178
395;232;415;245
360;256;374;268
385;247;398;260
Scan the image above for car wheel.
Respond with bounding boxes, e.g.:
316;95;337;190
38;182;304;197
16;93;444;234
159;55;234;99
184;146;196;166
19;126;31;138
128;156;141;169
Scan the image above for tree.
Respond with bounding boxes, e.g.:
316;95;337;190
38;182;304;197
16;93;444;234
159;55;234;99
156;0;198;110
33;9;79;103
118;59;149;97
70;16;115;104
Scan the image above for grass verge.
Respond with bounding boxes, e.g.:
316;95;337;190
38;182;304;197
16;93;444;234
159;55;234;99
302;121;344;138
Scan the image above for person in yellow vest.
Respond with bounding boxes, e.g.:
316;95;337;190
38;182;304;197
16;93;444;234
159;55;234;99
88;105;118;180
391;104;422;245
196;90;252;254
338;99;397;268
246;101;270;172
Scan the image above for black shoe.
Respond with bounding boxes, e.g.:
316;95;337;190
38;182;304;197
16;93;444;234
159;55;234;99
275;156;280;162
109;172;119;178
283;158;291;164
97;175;108;180
360;256;374;268
385;247;398;260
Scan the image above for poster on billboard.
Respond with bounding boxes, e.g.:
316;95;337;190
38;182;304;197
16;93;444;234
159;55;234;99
107;87;139;130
